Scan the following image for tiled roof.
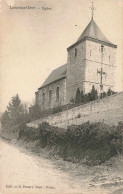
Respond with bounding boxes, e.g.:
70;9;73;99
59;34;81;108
39;64;67;89
77;19;112;44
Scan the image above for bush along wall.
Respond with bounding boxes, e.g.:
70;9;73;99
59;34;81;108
73;86;117;105
17;121;123;165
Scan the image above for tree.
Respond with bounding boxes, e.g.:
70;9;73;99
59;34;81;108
102;92;106;98
7;94;24;125
75;88;81;104
80;90;87;102
29;104;42;120
21;102;30;123
1;110;11;129
1;94;28;129
107;88;112;96
87;92;91;101
89;85;98;101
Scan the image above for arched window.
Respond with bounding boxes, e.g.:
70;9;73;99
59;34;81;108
56;87;59;102
49;90;52;105
101;45;104;52
75;48;77;57
43;93;45;107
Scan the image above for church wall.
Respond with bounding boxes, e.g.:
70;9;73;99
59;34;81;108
84;82;114;94
66;41;86;103
37;78;66;110
27;92;123;128
84;40;116;93
66;39;116;101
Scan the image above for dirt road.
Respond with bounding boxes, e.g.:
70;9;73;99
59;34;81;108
0;140;123;194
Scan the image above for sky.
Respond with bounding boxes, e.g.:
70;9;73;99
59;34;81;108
0;0;123;112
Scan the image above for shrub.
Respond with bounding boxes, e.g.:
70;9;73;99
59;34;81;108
74;86;98;105
77;113;81;118
89;85;98;101
17;121;123;165
52;106;62;114
107;88;117;96
75;88;81;104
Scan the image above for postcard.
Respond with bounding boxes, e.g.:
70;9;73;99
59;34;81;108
0;0;123;193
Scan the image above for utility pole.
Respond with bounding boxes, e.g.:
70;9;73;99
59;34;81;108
97;45;106;98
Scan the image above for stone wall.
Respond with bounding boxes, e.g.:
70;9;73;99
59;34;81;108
66;41;86;103
36;78;66;110
27;92;123;129
85;40;116;93
66;39;116;102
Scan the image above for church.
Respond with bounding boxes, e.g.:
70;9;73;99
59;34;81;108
34;4;117;111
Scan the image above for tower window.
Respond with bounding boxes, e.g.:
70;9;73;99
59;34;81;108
49;90;52;105
75;48;77;57
101;45;104;52
43;93;45;107
56;87;59;102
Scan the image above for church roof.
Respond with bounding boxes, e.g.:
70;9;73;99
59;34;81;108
38;64;67;89
67;19;117;51
77;19;112;44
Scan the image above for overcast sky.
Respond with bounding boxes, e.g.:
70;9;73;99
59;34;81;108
0;0;123;112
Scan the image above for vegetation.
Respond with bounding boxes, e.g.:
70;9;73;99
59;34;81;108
14;86;117;122
75;88;81;104
74;85;117;105
1;94;29;130
1;94;122;166
74;85;98;104
29;104;42;121
17;121;123;165
52;106;62;114
107;88;117;96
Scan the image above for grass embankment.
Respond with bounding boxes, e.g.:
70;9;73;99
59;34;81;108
17;121;123;165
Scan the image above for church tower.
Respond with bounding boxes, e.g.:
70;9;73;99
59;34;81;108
66;2;117;103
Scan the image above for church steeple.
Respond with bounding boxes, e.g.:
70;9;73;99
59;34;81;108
77;19;112;44
66;2;117;103
67;2;117;51
75;2;117;47
89;2;96;20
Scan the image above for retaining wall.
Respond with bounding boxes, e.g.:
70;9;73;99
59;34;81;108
27;92;123;128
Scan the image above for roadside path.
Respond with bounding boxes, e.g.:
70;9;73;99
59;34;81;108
0;140;123;194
